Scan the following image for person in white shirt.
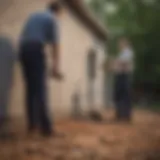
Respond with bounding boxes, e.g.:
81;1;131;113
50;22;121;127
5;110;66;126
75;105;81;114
113;37;134;122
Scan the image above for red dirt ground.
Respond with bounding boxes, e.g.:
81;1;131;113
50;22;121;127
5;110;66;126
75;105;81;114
1;109;160;160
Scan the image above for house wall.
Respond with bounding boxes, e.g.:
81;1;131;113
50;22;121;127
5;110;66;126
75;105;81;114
0;0;51;117
0;0;106;118
93;43;105;110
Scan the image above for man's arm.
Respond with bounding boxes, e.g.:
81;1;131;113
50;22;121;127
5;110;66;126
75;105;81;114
51;41;64;80
52;43;60;73
47;16;63;80
51;43;63;80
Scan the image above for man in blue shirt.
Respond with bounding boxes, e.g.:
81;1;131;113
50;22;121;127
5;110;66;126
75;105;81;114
19;1;63;137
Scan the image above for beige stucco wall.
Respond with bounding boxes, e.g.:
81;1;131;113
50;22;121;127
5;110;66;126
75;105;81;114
0;0;105;118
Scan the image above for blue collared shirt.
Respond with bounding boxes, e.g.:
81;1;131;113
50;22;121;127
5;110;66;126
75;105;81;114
20;10;59;44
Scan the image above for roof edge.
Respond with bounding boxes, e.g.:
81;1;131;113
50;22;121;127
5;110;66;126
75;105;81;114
62;0;108;41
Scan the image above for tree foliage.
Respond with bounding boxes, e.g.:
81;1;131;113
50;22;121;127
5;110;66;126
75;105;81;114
88;0;160;95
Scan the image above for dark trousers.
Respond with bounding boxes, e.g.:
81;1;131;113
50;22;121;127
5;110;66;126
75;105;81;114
19;42;51;133
0;37;15;129
114;73;132;120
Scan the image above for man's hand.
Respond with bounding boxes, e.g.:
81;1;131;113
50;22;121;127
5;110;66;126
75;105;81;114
51;68;64;81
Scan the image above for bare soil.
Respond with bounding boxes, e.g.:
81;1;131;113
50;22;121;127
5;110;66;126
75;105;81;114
0;109;160;160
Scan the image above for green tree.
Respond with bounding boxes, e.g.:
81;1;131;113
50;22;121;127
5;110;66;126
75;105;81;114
88;0;160;99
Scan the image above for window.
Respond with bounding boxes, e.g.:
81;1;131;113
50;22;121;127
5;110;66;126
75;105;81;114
87;49;97;80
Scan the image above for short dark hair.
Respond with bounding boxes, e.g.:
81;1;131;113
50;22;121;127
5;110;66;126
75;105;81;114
48;1;62;13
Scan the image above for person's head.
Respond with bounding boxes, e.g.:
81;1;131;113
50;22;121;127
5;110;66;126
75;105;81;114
48;1;63;16
118;37;131;51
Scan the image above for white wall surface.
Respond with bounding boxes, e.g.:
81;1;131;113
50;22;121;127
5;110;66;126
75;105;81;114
0;0;106;118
